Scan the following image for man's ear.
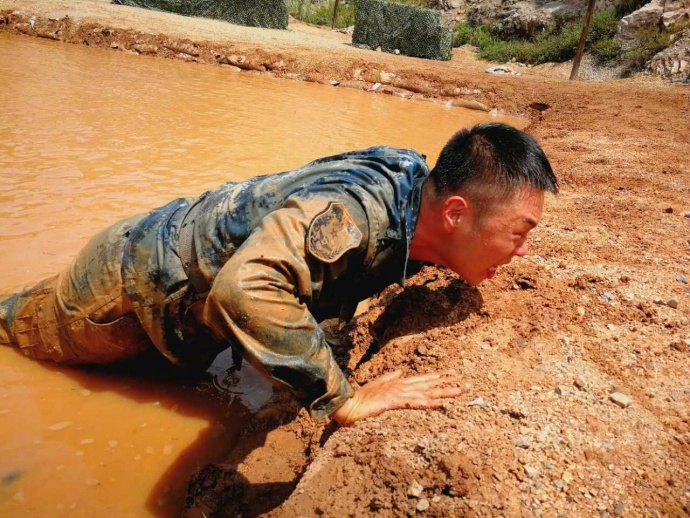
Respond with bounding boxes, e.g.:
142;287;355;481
441;195;470;232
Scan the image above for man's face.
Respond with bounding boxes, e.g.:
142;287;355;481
440;187;545;286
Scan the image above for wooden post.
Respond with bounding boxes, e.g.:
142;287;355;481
332;0;341;29
570;0;597;80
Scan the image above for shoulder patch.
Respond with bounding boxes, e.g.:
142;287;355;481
307;202;363;263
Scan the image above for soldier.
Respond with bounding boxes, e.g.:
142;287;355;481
0;123;557;426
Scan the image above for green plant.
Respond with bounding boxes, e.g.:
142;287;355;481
623;26;672;71
286;0;356;28
614;0;649;18
591;36;622;63
588;9;618;42
452;21;473;46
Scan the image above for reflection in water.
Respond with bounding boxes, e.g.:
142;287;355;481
0;33;525;516
203;350;274;413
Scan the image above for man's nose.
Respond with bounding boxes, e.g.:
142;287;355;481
514;241;529;257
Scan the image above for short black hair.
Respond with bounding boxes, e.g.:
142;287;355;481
428;123;558;204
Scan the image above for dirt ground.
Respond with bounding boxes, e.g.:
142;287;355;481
2;2;690;517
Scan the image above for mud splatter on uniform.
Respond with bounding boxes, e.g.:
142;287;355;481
0;147;429;418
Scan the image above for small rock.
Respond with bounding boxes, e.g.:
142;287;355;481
408;480;424;498
524;465;540;478
684;211;690;218
379;71;395;83
467;397;486;407
562;471;574;484
610;392;632;408
368;82;381;92
677;275;687;284
577;306;586;316
555;386;569;396
554;479;564;490
670;341;687;352
48;422;72;431
667;298;678;309
416;499;430;512
516;338;527;347
574;378;587;391
432;495;441;503
664;207;674;214
515;435;532;449
328;80;340;86
110;42;118;49
613;500;626;516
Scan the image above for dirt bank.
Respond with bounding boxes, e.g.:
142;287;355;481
3;2;690;516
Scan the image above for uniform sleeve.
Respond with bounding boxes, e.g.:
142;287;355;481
202;197;367;419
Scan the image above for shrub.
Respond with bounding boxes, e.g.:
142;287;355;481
287;0;356;28
623;27;671;71
588;9;618;42
452;21;473;46
591;36;622;63
614;0;650;18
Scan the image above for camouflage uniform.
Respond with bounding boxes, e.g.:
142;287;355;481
0;147;429;418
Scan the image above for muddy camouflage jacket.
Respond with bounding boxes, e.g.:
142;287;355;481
122;147;429;418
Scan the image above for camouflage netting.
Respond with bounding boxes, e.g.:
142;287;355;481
111;0;289;29
352;0;452;61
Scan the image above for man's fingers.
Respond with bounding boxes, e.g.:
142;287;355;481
376;369;404;383
423;386;465;400
401;369;457;385
400;376;462;393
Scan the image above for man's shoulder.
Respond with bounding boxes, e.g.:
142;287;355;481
305;146;428;170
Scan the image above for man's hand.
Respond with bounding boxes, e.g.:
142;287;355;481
330;370;463;426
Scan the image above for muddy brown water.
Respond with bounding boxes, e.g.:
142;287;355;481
0;34;526;516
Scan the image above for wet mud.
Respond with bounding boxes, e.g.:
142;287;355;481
2;5;690;518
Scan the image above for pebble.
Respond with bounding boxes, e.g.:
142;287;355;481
467;397;486;407
524;465;540;478
677;275;687;284
48;421;72;431
516;338;527;347
554;479;564;490
408;480;424;498
416;499;430;512
664;207;674;213
667;298;679;309
671;341;687;352
515;435;532;449
80;438;94;445
610;392;632;408
577;306;586;316
555;386;569;396
574;378;587;391
684;211;690;218
562;471;574;483
432;495;441;503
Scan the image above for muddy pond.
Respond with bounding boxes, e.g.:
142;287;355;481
0;33;525;516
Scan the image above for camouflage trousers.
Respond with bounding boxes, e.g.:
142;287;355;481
0;215;152;364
